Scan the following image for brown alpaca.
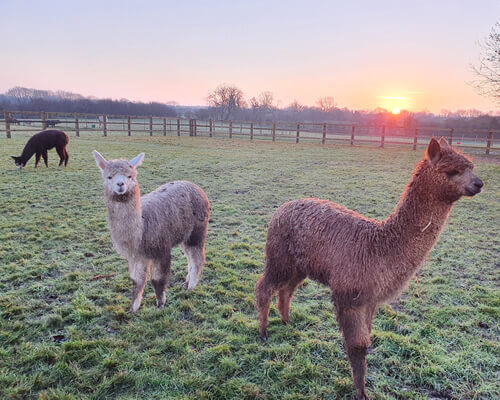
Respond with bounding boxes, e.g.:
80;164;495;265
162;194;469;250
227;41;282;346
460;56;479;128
255;138;483;400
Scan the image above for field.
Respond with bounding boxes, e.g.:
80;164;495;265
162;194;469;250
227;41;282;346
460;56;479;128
0;133;499;400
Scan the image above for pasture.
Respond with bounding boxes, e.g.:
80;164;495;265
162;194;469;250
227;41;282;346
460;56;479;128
0;133;498;399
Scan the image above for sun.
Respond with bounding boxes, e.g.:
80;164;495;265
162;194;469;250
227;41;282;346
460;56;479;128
392;107;400;115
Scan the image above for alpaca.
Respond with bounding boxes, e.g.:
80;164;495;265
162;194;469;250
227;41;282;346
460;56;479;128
255;138;483;400
11;130;69;169
93;150;210;312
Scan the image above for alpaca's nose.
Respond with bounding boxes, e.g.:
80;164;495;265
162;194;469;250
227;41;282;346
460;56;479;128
117;181;124;187
473;177;484;189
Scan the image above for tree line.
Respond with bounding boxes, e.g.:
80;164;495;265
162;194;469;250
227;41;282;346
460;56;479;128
1;85;498;132
0;87;177;117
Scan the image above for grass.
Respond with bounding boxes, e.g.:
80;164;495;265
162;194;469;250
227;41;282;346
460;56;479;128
0;133;498;400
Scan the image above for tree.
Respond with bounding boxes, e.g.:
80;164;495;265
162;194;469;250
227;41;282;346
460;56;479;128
249;91;276;121
316;96;337;112
207;84;246;120
471;22;500;105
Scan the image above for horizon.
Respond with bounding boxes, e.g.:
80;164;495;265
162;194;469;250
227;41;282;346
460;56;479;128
1;1;499;114
3;85;499;117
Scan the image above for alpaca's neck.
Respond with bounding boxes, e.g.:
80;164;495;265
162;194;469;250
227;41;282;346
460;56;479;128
105;186;144;258
387;179;451;233
376;164;453;285
20;146;35;163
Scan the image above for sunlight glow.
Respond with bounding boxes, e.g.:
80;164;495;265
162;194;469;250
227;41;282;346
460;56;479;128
378;96;406;100
392;107;401;115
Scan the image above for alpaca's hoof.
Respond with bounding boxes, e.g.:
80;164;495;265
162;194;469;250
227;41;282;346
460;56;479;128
281;319;289;325
130;300;141;313
156;297;166;308
182;281;189;289
356;390;370;400
259;331;268;343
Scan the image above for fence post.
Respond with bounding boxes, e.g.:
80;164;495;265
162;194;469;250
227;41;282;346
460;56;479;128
350;125;355;145
127;116;131;136
74;113;80;137
250;122;254;140
449;128;454;145
163;118;166;136
486;131;493;155
149;116;153;136
322;123;327;144
103;115;107;136
4;112;11;138
177;118;181;136
229;121;233;138
41;111;47;130
380;125;385;148
193;119;197;136
296;123;300;143
413;128;418;150
209;119;213;137
272;122;276;142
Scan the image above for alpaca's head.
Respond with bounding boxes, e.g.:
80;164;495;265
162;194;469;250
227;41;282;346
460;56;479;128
93;150;144;200
11;156;25;170
424;137;483;202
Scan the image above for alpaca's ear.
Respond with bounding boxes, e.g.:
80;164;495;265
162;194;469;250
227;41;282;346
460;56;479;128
426;138;441;165
93;150;108;171
439;137;450;149
130;153;144;168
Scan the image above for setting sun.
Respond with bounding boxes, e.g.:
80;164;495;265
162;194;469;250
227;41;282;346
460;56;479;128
392;107;401;115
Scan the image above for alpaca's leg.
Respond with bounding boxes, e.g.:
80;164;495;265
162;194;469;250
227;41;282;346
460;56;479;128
56;147;65;166
64;149;69;166
151;254;171;308
255;273;276;341
42;150;48;168
336;306;373;400
276;273;306;325
35;153;41;168
182;244;205;290
129;258;150;313
365;305;377;335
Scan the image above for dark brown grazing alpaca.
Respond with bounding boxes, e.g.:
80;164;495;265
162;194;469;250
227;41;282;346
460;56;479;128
11;130;69;170
255;138;483;400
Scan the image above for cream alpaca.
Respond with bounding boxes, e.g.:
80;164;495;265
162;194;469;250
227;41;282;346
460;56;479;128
93;151;210;312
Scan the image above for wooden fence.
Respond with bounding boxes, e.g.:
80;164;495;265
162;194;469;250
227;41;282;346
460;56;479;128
2;110;499;154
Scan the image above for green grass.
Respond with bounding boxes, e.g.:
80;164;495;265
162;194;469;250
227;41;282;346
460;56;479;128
0;133;498;400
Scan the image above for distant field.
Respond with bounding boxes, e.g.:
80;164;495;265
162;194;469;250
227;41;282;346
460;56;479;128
0;135;498;399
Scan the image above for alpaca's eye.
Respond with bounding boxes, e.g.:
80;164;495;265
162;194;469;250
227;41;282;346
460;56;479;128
446;170;459;178
128;175;132;179
107;176;112;180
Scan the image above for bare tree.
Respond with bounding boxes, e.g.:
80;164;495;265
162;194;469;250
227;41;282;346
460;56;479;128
471;22;500;105
288;100;305;113
316;96;337;112
207;84;247;120
250;91;276;121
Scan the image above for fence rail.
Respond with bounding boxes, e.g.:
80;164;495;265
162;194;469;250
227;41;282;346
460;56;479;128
2;110;499;154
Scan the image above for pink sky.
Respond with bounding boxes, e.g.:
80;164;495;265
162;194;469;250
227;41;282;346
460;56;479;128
1;1;499;114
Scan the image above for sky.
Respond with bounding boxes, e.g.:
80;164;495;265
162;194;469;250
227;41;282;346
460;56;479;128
1;0;499;113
